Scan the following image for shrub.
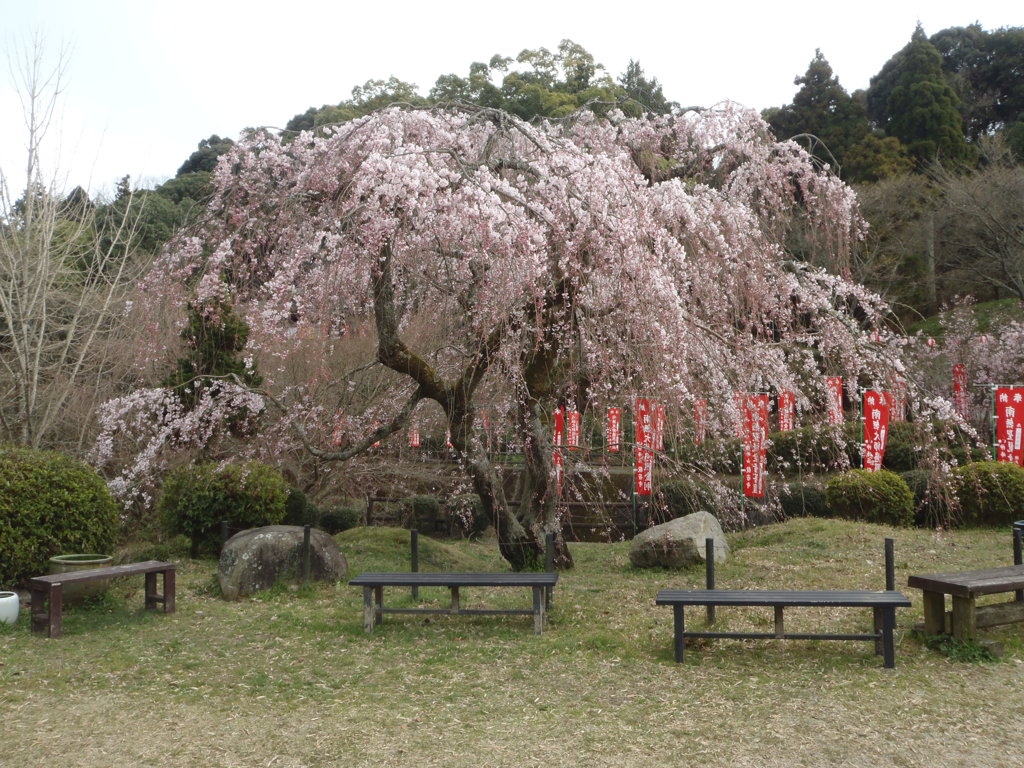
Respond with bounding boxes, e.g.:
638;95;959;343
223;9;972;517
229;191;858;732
880;421;920;472
824;469;914;527
658;478;720;520
899;469;953;527
283;488;320;527
953;461;1024;526
404;495;441;531
157;461;289;554
0;446;119;586
319;506;363;534
768;425;853;474
443;493;488;536
779;481;829;519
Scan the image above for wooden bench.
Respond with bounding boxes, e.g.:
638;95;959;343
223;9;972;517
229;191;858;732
349;572;557;635
907;564;1024;641
29;560;176;638
655;589;912;668
655;537;912;668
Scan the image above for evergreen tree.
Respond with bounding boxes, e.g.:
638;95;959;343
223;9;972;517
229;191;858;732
162;300;262;414
867;25;971;164
763;50;870;174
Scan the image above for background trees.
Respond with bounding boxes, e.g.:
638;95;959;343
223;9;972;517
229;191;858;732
0;41;150;451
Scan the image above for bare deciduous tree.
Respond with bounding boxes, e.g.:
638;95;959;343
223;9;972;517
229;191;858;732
0;38;149;450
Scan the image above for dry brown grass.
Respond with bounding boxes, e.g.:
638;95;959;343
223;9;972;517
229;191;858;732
2;518;1023;767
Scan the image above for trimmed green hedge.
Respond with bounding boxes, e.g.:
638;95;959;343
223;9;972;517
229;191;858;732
825;469;914;527
954;461;1024;527
0;446;119;587
157;461;289;554
779;481;829;519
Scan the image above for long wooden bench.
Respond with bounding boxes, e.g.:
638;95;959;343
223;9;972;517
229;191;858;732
29;560;176;638
655;537;912;668
656;589;912;668
908;564;1024;641
349;572;557;635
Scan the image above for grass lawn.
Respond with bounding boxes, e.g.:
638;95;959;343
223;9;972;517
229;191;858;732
2;518;1023;768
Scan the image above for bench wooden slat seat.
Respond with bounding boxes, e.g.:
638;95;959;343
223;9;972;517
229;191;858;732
29;560;176;638
656;589;912;668
908;564;1024;641
349;572;558;635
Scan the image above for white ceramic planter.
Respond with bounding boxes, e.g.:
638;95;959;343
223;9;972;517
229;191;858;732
0;591;19;624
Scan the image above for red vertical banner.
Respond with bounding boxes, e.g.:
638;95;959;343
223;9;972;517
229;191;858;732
953;365;969;420
778;391;795;432
826;377;844;424
566;409;581;450
634;398;653;496
606;407;621;452
886;377;907;422
653;403;666;451
862;390;890;472
408;426;420;448
742;394;769;498
552;407;565;495
694;399;707;445
995;387;1024;465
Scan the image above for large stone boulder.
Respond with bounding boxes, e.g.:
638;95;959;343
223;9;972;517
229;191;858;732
629;511;728;569
218;525;348;600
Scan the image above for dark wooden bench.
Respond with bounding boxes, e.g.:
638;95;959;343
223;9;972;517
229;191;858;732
908;564;1024;641
655;537;912;668
349;572;558;635
656;589;912;667
29;560;176;638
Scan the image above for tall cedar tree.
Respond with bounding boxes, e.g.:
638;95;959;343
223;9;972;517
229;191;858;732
867;25;971;164
763;50;870;176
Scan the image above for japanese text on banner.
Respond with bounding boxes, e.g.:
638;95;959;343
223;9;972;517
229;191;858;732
995;387;1024;466
634;398;653;496
862;390;890;472
742;394;769;498
606;407;621;452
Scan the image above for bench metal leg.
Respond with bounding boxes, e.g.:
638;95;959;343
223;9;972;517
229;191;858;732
533;586;545;635
450;586;460;614
673;605;685;663
362;586;376;633
774;606;785;638
882;607;896;668
873;607;882;655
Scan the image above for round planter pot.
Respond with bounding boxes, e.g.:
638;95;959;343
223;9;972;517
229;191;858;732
49;554;114;603
0;591;19;624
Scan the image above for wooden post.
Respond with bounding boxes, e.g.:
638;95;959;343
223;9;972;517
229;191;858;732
411;529;419;600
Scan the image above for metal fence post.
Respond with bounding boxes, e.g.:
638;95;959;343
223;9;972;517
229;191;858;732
411;529;419;600
884;537;895;592
705;537;716;625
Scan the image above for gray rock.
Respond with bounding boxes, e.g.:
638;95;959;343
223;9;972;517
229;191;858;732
218;525;348;600
629;511;728;568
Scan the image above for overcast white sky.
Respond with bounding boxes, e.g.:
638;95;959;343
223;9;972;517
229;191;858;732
2;0;1020;198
